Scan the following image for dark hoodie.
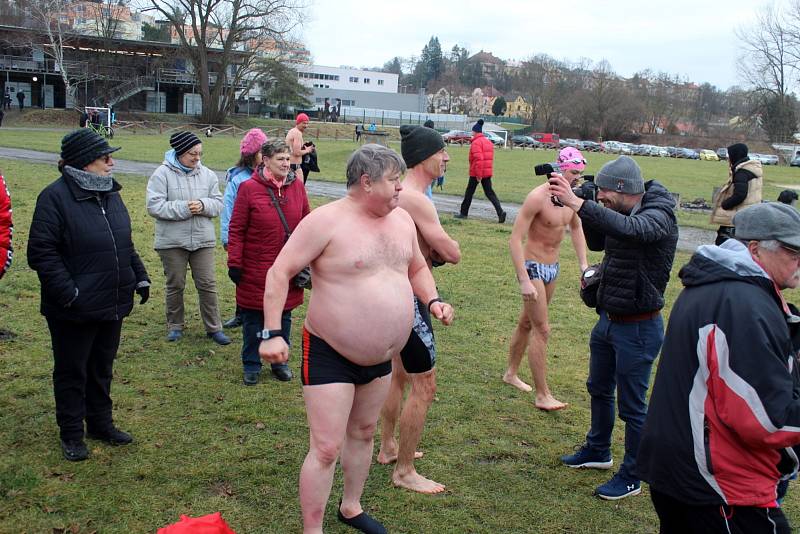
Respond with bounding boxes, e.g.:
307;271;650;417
639;240;800;506
577;180;678;315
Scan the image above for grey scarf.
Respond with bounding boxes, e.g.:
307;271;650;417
64;165;114;192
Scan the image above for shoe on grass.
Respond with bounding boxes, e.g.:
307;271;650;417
243;371;260;386
594;472;641;500
560;443;613;469
166;329;182;342
61;439;89;461
453;213;468;219
207;331;231;345
271;364;293;382
498;211;507;224
87;426;133;446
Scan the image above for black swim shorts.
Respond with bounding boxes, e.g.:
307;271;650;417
301;327;392;386
400;297;436;374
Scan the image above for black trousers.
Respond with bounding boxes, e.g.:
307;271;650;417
459;176;504;217
651;489;791;534
46;317;123;441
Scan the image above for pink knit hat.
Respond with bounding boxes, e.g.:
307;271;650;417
557;147;586;172
240;128;267;156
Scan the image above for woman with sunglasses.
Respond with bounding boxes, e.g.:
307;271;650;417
28;129;151;461
227;140;310;385
146;131;230;345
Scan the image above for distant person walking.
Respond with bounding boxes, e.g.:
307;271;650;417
3;88;10;110
0;108;4;128
454;119;506;223
710;143;763;245
286;113;314;184
16;90;24;111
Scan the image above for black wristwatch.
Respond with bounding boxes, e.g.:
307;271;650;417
257;329;284;340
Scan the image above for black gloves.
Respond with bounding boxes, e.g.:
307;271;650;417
228;267;242;285
136;285;149;305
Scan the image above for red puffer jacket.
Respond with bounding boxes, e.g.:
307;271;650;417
227;169;310;311
468;133;494;179
0;173;12;279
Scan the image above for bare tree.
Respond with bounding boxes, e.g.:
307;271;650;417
137;0;306;123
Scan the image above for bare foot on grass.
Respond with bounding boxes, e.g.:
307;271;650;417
392;470;446;494
535;395;568;411
377;450;423;465
502;373;533;392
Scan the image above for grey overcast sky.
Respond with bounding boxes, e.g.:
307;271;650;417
303;0;787;90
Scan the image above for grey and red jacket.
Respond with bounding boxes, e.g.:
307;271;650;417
638;239;800;506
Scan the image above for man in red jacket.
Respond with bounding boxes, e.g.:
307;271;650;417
454;119;506;222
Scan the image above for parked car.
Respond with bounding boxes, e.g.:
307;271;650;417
531;132;560;148
560;138;580;148
631;144;649;156
716;147;728;160
666;146;681;158
618;143;633;155
511;135;539;148
699;149;719;161
580;141;602;152
679;148;700;160
753;153;779;165
790;154;800;167
649;146;669;157
483;130;505;146
442;130;472;144
602;141;623;154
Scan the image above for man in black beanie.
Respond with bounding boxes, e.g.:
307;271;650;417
710;142;763;245
455;119;506;222
378;125;461;494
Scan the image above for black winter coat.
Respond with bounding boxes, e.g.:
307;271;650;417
28;173;149;322
578;180;678;315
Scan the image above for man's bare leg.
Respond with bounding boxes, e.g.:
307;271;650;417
392;369;445;494
377;355;424;464
526;280;567;411
340;374;392;519
299;383;354;534
504;307;534;392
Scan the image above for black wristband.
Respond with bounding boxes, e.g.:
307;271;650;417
427;297;444;312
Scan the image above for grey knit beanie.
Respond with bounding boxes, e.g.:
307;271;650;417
400;125;445;168
595;155;644;194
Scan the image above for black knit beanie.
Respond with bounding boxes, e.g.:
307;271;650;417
400;125;445;168
170;131;201;156
472;119;484;133
423;119;435;129
60;128;120;169
727;143;748;166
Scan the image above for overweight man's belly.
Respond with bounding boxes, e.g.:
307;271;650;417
305;273;414;366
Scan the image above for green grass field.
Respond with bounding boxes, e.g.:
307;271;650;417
0;129;797;231
0;143;799;532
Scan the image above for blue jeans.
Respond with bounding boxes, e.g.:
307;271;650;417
585;311;664;481
240;308;292;374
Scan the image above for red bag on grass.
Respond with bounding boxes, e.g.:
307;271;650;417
157;512;236;534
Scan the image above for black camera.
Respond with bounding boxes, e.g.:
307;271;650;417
574;175;597;202
535;163;565;206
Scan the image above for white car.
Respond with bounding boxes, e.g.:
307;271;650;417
483;131;505;147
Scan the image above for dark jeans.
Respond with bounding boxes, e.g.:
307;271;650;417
240;307;292;374
651;489;790;534
585;310;664;481
46;317;123;441
459;176;504;217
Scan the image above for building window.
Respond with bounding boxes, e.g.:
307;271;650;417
377;79;384;85
349;76;359;83
364;78;370;84
334;75;340;81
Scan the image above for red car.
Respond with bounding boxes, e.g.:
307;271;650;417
442;130;473;145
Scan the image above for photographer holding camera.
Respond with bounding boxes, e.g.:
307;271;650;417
548;155;678;500
503;147;589;411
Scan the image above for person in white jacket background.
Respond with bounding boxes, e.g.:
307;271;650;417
146;131;230;345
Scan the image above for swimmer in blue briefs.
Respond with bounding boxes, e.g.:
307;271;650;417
504;147;590;411
378;126;461;495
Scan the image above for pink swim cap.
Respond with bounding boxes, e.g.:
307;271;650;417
296;113;310;124
557;147;586;172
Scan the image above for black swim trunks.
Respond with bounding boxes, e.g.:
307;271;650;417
290;163;300;171
400;297;436;374
301;327;392;386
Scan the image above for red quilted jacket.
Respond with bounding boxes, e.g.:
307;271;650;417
468;133;494;179
0;173;12;279
227;169;310;311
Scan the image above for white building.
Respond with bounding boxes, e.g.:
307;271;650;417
295;64;398;94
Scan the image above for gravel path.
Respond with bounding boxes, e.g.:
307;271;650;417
0;146;714;252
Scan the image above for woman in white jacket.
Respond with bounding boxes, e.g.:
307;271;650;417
146;131;230;345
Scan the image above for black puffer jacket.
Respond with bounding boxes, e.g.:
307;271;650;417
28;173;149;322
578;180;678;315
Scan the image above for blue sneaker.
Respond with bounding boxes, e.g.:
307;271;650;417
166;329;183;342
594;472;641;500
560;443;613;469
207;331;232;345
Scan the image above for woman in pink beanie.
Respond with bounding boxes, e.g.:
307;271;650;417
220;128;267;328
